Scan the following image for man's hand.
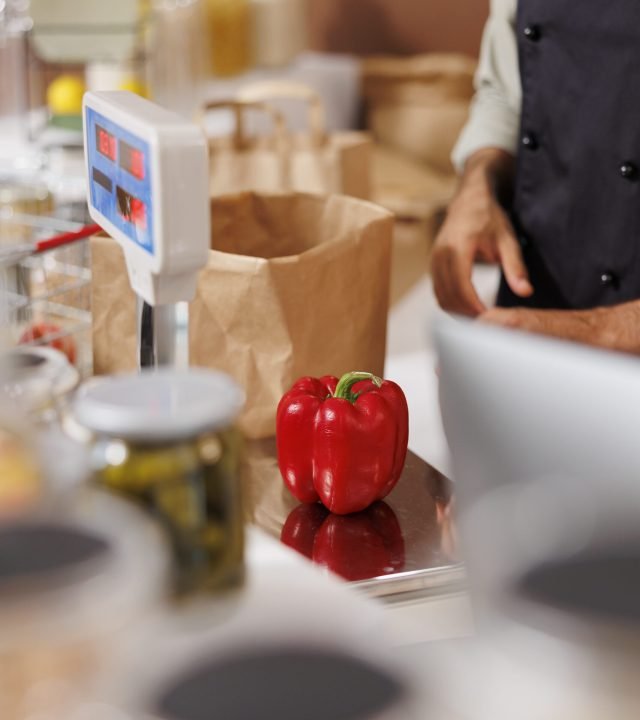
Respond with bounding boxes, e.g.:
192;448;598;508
432;148;533;317
481;302;640;355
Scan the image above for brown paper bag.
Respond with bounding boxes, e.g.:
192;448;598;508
202;81;371;200
201;99;292;198
362;54;477;175
91;192;393;438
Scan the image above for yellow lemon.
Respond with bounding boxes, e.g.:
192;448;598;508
47;75;85;116
118;77;148;98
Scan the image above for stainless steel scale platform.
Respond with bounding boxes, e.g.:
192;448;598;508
242;439;465;602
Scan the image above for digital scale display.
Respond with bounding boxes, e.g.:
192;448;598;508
86;107;154;254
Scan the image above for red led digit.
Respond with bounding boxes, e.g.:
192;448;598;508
97;126;116;161
98;130;108;155
130;148;144;180
119;140;145;180
130;197;147;229
99;130;110;157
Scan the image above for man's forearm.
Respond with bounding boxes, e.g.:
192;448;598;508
596;301;640;354
481;300;640;355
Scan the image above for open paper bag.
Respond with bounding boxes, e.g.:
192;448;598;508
91;192;393;438
201;80;371;199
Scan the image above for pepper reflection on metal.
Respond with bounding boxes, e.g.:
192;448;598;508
281;502;405;582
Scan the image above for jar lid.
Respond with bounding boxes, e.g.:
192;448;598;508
73;368;244;441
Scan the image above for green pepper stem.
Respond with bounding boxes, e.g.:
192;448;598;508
333;371;382;403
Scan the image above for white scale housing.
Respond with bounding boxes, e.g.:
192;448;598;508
83;91;209;307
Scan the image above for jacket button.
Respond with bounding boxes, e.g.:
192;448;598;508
601;271;619;289
620;162;638;180
523;25;542;42
522;132;539;151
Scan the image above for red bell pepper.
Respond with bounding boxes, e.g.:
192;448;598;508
276;371;409;515
281;501;405;581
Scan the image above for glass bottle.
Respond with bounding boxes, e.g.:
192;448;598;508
147;0;209;119
206;0;252;77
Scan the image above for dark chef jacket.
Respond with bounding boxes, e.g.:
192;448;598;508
497;0;640;310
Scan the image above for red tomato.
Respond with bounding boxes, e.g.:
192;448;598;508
19;322;77;365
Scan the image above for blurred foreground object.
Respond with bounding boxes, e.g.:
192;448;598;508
432;316;640;718
0;489;167;720
99;534;420;719
74;369;245;596
426;479;640;719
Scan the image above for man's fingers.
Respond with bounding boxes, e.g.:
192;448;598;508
432;244;487;317
497;233;534;298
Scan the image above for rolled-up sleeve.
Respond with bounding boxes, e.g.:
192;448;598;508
452;0;521;172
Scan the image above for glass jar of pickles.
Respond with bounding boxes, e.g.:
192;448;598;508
73;369;245;598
